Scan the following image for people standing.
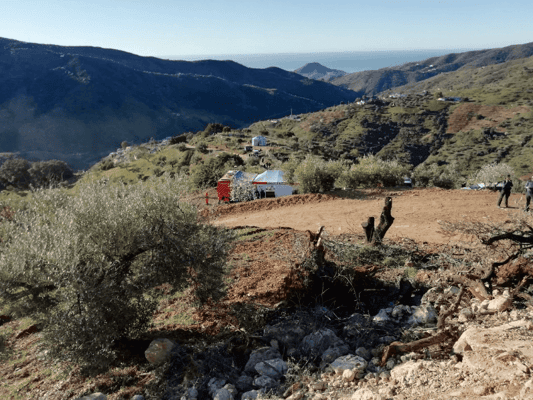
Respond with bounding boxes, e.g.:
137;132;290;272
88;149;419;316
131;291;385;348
497;175;513;208
525;175;533;211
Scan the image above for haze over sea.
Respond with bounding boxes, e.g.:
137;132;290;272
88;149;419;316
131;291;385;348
164;49;478;74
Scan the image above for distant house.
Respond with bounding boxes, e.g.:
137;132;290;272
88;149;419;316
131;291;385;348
252;136;267;146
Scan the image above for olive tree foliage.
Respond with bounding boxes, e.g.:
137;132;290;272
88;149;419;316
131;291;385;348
337;155;409;189
0;175;236;371
412;161;461;189
294;155;346;194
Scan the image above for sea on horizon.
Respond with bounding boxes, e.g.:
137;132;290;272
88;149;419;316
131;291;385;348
161;49;478;74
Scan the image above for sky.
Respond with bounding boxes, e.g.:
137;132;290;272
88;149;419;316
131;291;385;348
2;0;532;58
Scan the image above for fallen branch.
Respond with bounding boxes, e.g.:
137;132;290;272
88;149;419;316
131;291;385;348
380;286;464;366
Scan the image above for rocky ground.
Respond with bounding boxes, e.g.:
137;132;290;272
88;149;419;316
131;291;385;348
1;188;533;400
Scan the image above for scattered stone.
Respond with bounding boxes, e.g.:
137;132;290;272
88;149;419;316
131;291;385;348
255;358;288;379
74;394;107;400
244;347;282;373
330;355;368;373
144;338;175;364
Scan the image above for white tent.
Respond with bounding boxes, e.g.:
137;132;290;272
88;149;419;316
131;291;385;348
251;136;267;146
253;170;293;198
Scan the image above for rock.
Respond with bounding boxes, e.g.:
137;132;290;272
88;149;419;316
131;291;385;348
131;396;144;400
236;375;253;392
320;343;350;367
74;394;107;400
213;388;233;400
342;369;356;382
255;358;288;379
301;329;346;358
187;387;198;398
253;375;278;389
208;377;227;396
458;307;474;323
330;354;368;373
520;378;533;399
487;295;513;312
244;347;282;373
264;322;307;353
407;304;438;326
372;309;391;323
144;338;175;364
349;388;383;400
241;389;263;400
355;347;372;361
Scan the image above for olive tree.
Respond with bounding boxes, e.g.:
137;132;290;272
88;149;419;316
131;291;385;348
0;175;236;371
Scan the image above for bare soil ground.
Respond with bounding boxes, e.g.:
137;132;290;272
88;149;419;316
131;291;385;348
1;188;531;399
447;103;530;134
209;187;527;246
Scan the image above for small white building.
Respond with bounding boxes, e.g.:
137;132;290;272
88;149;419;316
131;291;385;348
252;136;267;146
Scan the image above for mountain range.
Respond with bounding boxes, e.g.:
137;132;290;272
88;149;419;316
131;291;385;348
330;42;533;95
0;38;355;170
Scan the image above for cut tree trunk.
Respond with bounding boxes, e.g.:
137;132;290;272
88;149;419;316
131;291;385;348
362;197;394;245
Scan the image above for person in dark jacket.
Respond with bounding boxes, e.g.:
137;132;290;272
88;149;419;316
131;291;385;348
525;176;533;211
497;175;513;208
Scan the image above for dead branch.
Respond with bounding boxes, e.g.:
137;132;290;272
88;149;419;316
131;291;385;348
381;329;455;367
380;285;464;366
362;197;394;245
437;286;465;330
482;231;533;246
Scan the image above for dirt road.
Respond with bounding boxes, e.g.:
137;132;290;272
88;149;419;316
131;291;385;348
210;188;528;245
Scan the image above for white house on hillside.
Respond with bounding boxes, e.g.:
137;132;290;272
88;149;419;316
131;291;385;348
252;136;267;146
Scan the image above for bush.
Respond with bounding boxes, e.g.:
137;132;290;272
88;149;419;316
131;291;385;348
0;176;236;372
169;134;187;145
0;158;32;189
412;161;461;189
29;160;74;188
230;180;257;202
337;155;410;189
196;143;209;154
121;141;129;149
294;155;346;194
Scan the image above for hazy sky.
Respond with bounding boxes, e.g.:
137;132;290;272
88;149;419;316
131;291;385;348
2;0;532;58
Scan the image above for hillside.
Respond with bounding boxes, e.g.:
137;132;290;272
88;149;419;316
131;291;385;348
294;62;347;81
331;41;533;96
0;38;356;170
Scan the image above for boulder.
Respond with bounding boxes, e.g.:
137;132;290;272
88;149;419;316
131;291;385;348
330;354;368;373
301;328;346;359
407;304;438;326
253;375;278;389
244;347;282;373
74;394;107;400
255;358;288;379
144;338;175;365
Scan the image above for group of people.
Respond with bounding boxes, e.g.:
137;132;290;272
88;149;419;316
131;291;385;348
497;175;533;211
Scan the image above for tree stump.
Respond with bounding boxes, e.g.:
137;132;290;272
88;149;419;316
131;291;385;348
362;197;394;245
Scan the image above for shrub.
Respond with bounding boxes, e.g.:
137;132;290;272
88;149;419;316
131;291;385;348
191;158;225;188
0;176;236;372
169;134;187;145
230;180;257;202
412;161;461;189
337;155;410;189
294;155;346;193
28;160;74;188
196;143;209;154
100;159;115;171
0;158;32;189
121;141;129;149
176;143;187;152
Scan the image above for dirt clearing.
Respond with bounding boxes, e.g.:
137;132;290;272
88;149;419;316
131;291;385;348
208;188;528;245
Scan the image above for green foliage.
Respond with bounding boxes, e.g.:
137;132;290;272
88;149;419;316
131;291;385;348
337;155;410;188
190;152;243;188
0;158;32;189
196;143;209;154
99;159;115;171
0;176;236;372
169;134;187;145
412;161;462;189
294;155;346;194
